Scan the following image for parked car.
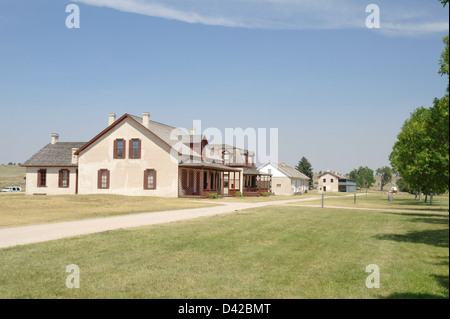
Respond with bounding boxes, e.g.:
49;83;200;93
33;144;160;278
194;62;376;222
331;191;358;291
1;186;22;192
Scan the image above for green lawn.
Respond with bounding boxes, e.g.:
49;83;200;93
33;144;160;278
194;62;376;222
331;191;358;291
0;204;447;299
0;193;218;228
294;192;450;212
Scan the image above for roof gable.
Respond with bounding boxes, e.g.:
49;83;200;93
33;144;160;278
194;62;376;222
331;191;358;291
74;114;203;157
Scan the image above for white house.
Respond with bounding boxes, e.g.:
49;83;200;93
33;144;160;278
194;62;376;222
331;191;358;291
258;162;310;195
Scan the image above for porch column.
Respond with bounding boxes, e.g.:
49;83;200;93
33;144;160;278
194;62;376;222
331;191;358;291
200;168;204;197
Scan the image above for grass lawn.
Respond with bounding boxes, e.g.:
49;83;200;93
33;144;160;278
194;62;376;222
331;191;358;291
293;192;450;212
0;193;218;228
0;165;26;190
0;203;447;298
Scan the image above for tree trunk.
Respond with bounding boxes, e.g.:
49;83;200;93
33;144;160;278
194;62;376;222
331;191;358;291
430;194;434;206
424;194;428;203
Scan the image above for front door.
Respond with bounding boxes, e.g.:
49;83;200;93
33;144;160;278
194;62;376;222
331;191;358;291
223;173;229;196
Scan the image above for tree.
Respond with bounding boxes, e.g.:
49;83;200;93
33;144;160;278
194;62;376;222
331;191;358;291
396;178;410;193
295;157;314;189
376;166;392;191
349;166;376;190
389;35;449;201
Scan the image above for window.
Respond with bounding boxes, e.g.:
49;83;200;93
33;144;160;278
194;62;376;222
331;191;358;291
323;178;326;183
37;169;47;187
114;139;126;159
144;169;157;189
129;139;141;159
59;169;70;188
97;169;110;189
331;179;334;183
277;184;281;187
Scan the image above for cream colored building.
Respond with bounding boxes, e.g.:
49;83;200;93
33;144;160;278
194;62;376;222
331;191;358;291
318;171;356;193
258;162;310;195
23;113;271;197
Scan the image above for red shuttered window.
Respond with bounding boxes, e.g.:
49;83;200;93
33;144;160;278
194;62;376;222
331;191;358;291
97;169;110;189
59;169;70;188
129;139;141;159
144;169;157;190
113;139;126;159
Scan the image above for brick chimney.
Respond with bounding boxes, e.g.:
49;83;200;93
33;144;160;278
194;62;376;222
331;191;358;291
51;133;59;145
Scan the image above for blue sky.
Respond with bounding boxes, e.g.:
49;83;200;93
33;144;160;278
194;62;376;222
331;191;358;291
0;0;448;173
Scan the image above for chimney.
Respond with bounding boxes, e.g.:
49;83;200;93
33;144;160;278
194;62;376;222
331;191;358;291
51;133;59;145
142;112;150;128
278;162;286;167
71;148;79;165
108;113;116;126
214;145;219;156
190;127;196;136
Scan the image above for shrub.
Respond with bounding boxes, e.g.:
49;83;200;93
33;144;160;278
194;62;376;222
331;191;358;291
207;193;219;199
234;192;243;197
261;192;271;197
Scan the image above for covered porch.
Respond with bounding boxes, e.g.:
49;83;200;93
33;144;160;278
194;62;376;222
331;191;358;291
178;162;241;198
243;167;272;197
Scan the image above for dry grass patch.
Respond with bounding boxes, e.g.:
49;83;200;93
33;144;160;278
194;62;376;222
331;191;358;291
0;193;218;228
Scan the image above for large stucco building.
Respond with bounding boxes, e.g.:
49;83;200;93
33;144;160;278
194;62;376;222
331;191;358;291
23;113;271;197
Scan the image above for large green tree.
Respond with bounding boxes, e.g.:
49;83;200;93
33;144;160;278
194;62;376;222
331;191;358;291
349;166;376;190
295;157;314;189
389;32;449;199
376;166;392;191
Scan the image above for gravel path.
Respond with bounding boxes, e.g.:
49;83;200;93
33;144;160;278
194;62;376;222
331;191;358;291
3;193;413;249
0;198;307;249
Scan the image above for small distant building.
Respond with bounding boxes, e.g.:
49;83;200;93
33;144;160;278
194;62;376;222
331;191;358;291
258;162;310;195
318;171;356;193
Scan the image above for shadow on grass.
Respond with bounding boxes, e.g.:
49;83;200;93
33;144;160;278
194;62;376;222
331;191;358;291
381;212;449;225
386;293;447;299
375;229;449;248
387;198;449;211
433;274;449;291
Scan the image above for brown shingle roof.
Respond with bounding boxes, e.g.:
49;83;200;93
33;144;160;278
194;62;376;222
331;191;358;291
22;142;86;167
278;164;310;180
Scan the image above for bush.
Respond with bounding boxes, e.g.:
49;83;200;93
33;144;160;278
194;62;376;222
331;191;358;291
207;193;219;199
261;192;271;197
234;192;243;197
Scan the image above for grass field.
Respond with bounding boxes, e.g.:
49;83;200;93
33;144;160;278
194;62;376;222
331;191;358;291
0;195;448;299
295;192;450;212
0;193;218;228
0;165;25;190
